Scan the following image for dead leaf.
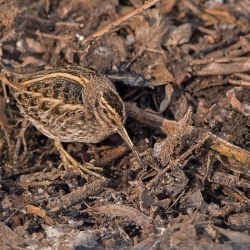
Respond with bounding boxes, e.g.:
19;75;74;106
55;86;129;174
2;57;46;68
212;225;250;244
226;87;250;116
146;59;174;82
134;8;169;49
21;56;46;67
0;222;25;249
42;225;99;248
164;23;193;46
159;83;173;113
170;222;196;249
161;0;176;14
88;204;152;229
153;107;193;166
204;8;236;25
17;38;47;53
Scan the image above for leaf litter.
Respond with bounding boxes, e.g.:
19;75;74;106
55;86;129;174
0;0;250;249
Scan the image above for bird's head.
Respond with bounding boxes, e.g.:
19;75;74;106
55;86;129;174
94;87;145;169
95;87;127;129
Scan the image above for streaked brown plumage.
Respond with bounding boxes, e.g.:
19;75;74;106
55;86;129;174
2;66;144;178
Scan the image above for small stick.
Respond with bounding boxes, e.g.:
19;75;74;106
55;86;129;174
146;132;210;189
125;102;250;166
26;205;55;225
82;0;160;46
47;179;109;212
210;200;250;217
17;181;65;188
96;145;130;167
80;0;160;59
84;204;152;229
34;30;75;41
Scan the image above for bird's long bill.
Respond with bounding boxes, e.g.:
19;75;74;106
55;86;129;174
117;125;145;169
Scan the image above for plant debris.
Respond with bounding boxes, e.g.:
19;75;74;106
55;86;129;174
1;0;250;249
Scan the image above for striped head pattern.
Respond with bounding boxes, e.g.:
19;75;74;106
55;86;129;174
95;87;127;129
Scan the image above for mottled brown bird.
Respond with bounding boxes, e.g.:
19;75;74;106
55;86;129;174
2;66;144;178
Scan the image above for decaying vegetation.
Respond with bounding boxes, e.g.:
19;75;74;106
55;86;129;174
0;0;250;249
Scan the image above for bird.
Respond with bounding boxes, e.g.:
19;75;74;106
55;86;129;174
1;66;145;179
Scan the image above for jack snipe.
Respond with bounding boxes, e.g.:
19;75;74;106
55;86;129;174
2;66;145;179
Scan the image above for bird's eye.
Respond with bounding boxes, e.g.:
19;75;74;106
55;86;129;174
103;108;108;114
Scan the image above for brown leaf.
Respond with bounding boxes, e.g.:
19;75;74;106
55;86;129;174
226;87;250;116
159;83;173;113
170;223;196;249
0;222;25;248
21;56;46;67
213;225;250;244
134;9;169;49
89;204;152;229
164;23;193;46
147;59;174;82
204;8;236;24
22;38;47;53
161;0;176;14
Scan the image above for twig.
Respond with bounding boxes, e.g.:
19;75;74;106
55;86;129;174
4;196;59;226
125;102;250;166
82;0;159;45
2;157;45;180
228;73;250;86
34;30;75;41
210;200;250;217
26;205;55;225
17;181;64;188
47;179;109;212
146;132;210;189
228;79;250;86
55;21;82;27
195;61;250;76
196;104;216;125
190;56;250;66
80;0;160;59
84;204;152;229
25;28;75;41
96;145;130;167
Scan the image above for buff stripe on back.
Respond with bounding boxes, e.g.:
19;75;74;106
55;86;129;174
21;72;89;88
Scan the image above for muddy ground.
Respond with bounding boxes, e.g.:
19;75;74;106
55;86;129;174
1;0;250;249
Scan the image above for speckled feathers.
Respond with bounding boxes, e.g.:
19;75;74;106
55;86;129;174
4;66;127;143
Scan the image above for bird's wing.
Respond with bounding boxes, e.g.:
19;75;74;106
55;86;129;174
2;68;91;124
